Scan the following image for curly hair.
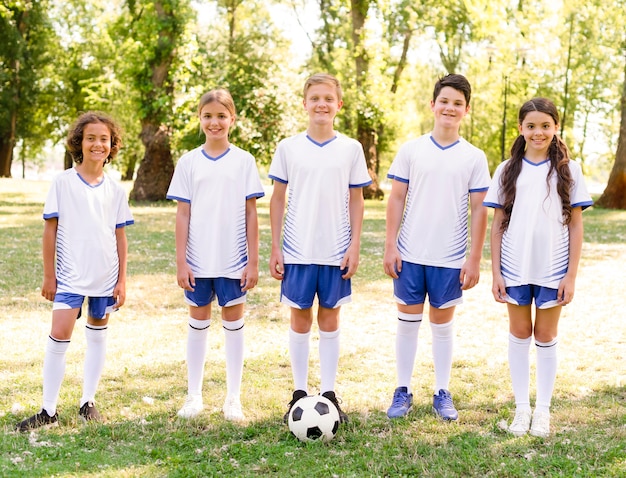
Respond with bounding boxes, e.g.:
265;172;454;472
66;111;122;164
499;98;573;232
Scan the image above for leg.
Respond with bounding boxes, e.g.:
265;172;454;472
429;306;459;421
317;305;341;394
283;307;313;422
80;314;109;421
533;305;561;419
506;304;533;435
222;303;246;421
178;304;211;418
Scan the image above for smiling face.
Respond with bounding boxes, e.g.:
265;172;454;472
81;122;112;165
519;110;558;158
303;83;343;128
199;101;235;143
430;86;470;130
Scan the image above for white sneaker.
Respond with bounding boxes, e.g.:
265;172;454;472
530;410;551;438
177;395;203;419
508;410;531;436
223;395;245;421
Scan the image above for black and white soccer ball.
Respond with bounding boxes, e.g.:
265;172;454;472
287;395;340;442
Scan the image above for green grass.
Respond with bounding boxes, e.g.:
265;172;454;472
1;178;625;477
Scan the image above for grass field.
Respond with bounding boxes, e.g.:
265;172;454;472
0;178;624;477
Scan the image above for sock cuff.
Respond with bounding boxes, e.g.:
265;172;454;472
47;335;70;352
509;333;532;345
222;317;244;332
535;338;558;348
188;317;211;331
319;328;340;339
289;328;310;342
86;324;108;331
397;311;423;322
430;319;454;330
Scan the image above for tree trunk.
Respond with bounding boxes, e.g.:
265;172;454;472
596;57;626;209
0;136;13;177
351;0;383;200
130;123;174;202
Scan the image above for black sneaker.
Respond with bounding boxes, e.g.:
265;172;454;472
283;389;308;423
321;391;349;424
16;409;58;432
79;401;101;422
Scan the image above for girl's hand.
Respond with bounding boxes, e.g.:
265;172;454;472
557;275;575;305
241;264;258;291
177;264;196;291
113;282;126;308
41;276;57;302
492;274;507;303
340;244;360;279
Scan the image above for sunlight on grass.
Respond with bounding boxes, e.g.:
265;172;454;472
1;178;625;477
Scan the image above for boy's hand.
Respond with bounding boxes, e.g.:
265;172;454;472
383;245;402;279
177;263;196;291
269;249;284;280
340;244;360;279
241;264;258;291
459;257;480;290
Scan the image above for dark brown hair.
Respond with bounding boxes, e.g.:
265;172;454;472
432;74;472;106
66;111;122;164
499;98;573;232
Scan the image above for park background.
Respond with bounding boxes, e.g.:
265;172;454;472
1;0;625;476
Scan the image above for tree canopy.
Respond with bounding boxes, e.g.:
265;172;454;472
1;0;625;206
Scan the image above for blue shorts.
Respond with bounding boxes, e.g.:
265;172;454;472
53;293;116;320
184;278;246;308
281;264;351;309
393;262;462;309
505;285;559;309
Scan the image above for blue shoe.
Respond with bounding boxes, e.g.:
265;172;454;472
432;389;458;421
387;386;413;418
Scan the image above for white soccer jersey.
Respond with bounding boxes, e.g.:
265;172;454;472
387;134;491;268
269;132;372;265
167;145;265;279
484;158;593;289
43;168;134;296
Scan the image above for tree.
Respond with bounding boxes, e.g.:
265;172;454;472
120;0;192;201
0;1;55;177
596;51;626;209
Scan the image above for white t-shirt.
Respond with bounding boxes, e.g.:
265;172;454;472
483;158;593;289
43;168;134;296
269;132;372;265
387;134;491;268
167;145;265;279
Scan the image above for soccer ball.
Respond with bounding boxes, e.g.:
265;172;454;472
287;395;340;442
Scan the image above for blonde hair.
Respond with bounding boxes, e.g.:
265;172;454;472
303;73;343;101
198;89;236;116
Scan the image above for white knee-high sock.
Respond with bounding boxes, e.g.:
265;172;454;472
186;318;210;397
222;318;244;398
395;312;422;391
535;338;558;414
289;328;310;392
81;324;108;406
319;329;340;394
508;334;532;412
42;336;70;415
431;320;454;393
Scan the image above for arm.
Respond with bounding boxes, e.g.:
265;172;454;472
269;181;287;280
113;226;128;308
558;206;583;305
41;218;58;302
383;180;408;279
175;201;195;291
340;187;365;279
460;190;488;290
241;197;259;291
490;208;507;303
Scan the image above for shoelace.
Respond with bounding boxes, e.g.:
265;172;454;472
392;392;409;407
